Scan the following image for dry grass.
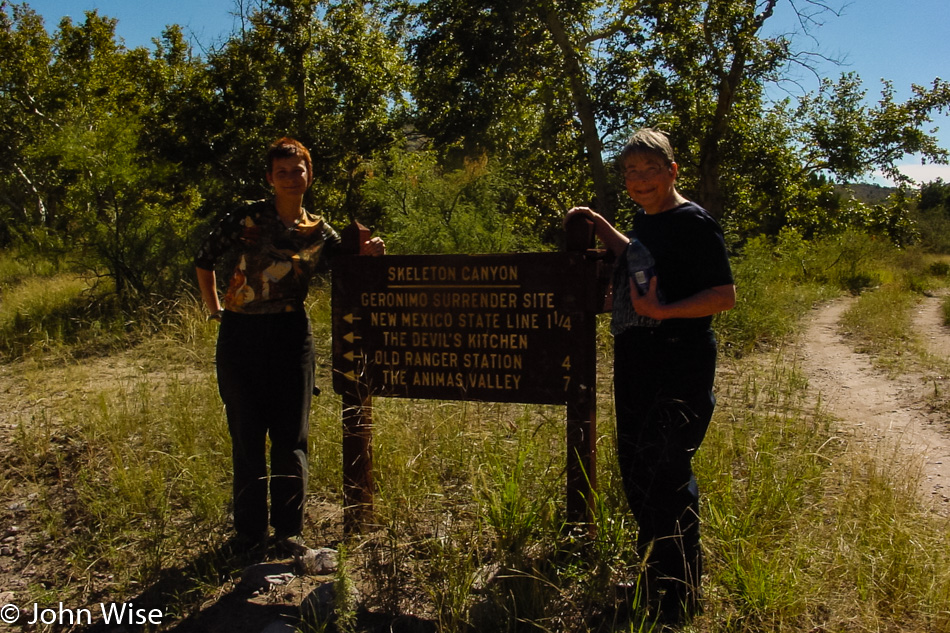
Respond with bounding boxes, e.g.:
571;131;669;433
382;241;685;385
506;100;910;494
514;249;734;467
2;246;950;632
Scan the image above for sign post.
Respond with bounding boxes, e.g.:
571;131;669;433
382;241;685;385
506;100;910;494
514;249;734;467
332;220;608;532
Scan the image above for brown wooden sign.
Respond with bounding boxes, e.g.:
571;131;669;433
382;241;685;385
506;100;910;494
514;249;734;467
331;218;607;532
331;252;599;405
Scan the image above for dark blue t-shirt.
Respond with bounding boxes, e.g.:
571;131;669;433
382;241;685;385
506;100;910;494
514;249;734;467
611;201;733;335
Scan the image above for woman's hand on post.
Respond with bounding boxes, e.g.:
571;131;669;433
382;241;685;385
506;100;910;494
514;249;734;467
565;206;629;257
563;206;599;229
363;236;386;257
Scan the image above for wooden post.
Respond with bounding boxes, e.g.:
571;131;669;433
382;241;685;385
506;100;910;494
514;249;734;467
565;325;596;530
340;220;371;255
564;213;595;252
342;390;374;533
340;220;375;533
565;215;598;531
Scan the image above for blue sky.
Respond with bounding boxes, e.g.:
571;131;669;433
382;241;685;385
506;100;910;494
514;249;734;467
22;0;950;185
765;0;950;184
25;0;239;50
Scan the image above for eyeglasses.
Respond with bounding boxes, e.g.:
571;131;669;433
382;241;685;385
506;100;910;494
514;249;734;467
623;165;667;181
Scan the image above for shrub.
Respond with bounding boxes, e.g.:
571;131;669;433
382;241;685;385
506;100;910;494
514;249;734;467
362;148;543;255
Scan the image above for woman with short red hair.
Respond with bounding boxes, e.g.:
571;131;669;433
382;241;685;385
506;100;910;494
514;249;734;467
195;137;383;556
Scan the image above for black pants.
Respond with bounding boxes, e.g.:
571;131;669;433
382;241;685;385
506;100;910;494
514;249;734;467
216;310;314;540
613;326;717;615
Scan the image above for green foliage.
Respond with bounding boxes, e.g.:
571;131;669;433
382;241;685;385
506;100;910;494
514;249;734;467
930;260;950;278
802;230;888;292
716;227;914;355
407;0;610;225
363;148;544;254
50;116;203;299
919;179;950;214
718;225;945;364
173;0;409;223
0;247;144;358
716;228;832;355
0;5;205;303
790;73;950;196
5;0;950;628
0;3;59;240
916;180;950;252
402;0;950;241
1;0;408;303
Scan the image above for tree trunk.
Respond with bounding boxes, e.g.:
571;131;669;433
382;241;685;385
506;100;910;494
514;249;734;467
542;6;613;223
696;0;777;221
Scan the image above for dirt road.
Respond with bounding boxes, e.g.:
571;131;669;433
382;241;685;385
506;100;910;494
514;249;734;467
798;296;950;514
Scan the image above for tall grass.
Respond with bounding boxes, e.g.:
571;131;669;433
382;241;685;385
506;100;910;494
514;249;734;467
0;250;218;361
3;235;950;632
839;247;950;378
0;273;97;356
8;364;232;595
714;228;886;355
705;352;950;630
840;285;920;369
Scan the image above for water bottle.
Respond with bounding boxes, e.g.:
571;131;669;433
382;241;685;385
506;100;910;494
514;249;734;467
626;239;655;296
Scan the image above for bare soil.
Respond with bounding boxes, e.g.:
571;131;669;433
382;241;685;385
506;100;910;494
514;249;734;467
797;295;950;514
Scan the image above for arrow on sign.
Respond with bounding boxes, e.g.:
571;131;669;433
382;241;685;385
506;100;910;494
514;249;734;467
343;313;361;324
344;332;361;344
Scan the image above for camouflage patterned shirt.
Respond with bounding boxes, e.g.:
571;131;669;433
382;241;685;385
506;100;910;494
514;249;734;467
195;200;341;314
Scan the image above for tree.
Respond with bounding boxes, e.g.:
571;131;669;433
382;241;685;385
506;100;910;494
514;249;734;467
1;1;409;300
404;0;834;229
633;0;796;221
795;74;950;186
362;146;542;253
916;179;950;252
55;116;201;298
0;2;57;237
0;6;204;297
43;12;204;298
919;179;950;215
406;0;950;242
408;0;640;226
174;0;408;224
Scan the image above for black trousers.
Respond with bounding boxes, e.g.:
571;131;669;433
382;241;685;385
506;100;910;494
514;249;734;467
216;310;314;540
613;326;717;612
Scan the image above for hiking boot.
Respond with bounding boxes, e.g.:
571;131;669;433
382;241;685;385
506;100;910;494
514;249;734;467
272;534;310;558
223;531;267;559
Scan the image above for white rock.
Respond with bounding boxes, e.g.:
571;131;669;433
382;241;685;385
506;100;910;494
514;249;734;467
295;547;339;576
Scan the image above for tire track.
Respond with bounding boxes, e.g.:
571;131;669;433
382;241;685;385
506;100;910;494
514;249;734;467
799;298;950;514
913;293;950;362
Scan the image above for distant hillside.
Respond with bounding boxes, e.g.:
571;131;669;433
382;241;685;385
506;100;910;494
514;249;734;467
837;183;897;205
